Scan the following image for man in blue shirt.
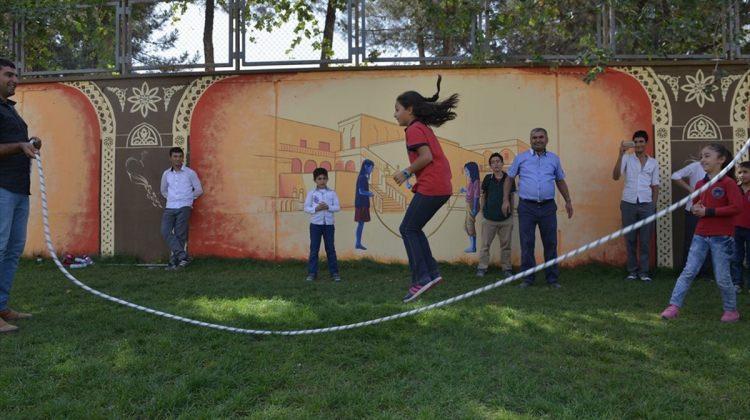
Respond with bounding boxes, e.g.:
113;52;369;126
0;58;41;333
503;128;573;288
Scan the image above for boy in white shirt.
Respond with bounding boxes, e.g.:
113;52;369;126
304;167;341;282
612;130;660;282
160;147;203;270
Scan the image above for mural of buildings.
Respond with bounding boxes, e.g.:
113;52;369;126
14;65;750;268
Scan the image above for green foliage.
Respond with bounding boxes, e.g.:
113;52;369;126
364;0;742;80
241;0;322;53
2;0;195;72
2;0;746;75
365;0;485;59
613;0;729;57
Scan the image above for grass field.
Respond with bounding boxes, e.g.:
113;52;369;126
1;258;748;418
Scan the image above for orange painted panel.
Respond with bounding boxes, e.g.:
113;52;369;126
16;83;101;256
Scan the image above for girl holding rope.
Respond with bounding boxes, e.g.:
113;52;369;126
661;144;742;323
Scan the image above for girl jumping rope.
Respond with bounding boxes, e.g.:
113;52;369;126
661;143;742;323
392;75;458;303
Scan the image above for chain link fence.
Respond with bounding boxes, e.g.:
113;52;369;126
241;0;353;66
2;0;748;77
128;0;235;72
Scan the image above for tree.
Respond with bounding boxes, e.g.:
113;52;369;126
364;0;483;62
1;0;195;73
172;0;329;69
362;0;746;79
204;0;215;70
319;0;347;66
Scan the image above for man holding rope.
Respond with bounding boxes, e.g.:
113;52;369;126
0;58;40;333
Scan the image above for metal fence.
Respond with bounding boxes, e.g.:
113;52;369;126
1;0;747;78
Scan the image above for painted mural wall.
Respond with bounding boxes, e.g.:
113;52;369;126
14;65;748;268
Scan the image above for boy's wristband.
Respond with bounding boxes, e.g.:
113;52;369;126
402;169;411;178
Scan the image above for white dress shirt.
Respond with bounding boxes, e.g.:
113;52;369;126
620;153;660;204
160;166;203;209
304;187;340;225
671;161;706;211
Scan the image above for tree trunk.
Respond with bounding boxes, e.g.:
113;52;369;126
417;26;426;65
204;0;215;72
320;0;337;68
483;0;490;56
442;0;456;64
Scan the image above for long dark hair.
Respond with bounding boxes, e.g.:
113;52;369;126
359;159;374;177
397;75;459;127
703;143;736;180
464;161;479;182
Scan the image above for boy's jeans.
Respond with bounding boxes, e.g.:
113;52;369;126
309;224;338;276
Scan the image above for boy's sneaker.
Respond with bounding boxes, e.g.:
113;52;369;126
721;310;740;323
332;274;341;282
164;263;181;271
625;273;638;281
502;270;514;278
660;304;680;320
305;274;315;282
0;308;32;321
0;318;18;334
402;277;442;303
476;268;487;277
640;275;653;283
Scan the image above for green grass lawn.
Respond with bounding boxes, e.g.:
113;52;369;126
1;258;748;418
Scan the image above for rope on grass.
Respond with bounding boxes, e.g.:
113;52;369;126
34;138;750;336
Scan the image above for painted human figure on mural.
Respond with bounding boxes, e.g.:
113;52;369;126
460;162;480;253
355;159;375;250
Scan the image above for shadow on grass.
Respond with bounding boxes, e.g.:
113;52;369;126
4;259;749;417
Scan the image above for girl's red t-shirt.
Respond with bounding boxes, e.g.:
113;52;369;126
404;120;453;196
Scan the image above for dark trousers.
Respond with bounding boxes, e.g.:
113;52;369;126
684;210;711;276
161;206;192;264
518;200;559;284
399;193;450;285
731;226;750;288
308;224;338;276
620;201;655;276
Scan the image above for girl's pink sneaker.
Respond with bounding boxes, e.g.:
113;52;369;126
660;305;680;320
720;311;740;323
